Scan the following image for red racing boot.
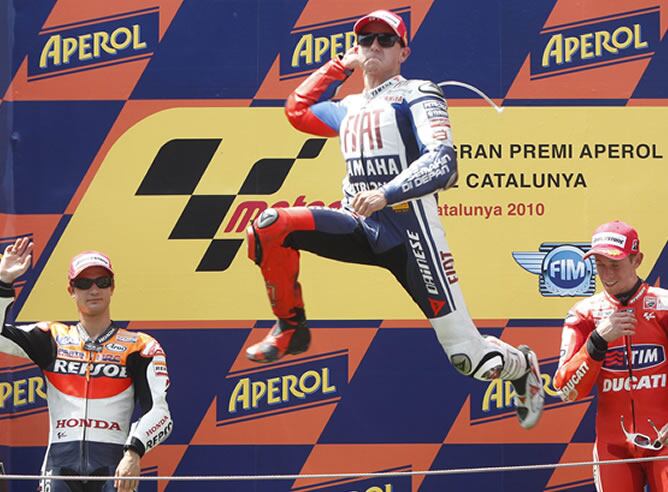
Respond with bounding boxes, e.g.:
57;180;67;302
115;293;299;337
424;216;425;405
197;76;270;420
246;309;311;363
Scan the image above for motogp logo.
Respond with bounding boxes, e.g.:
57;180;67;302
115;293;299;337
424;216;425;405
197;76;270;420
603;344;665;372
513;242;596;297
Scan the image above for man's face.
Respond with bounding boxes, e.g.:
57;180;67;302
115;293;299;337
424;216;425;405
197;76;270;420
357;21;409;76
68;265;114;316
594;253;643;296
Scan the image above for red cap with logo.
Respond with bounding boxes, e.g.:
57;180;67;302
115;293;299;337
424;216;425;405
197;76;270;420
68;251;114;280
354;10;408;46
583;221;640;260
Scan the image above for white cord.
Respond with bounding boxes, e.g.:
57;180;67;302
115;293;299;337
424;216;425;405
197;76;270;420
437;80;504;113
4;454;668;482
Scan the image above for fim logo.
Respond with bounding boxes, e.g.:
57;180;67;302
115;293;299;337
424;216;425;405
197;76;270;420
513;242;596;297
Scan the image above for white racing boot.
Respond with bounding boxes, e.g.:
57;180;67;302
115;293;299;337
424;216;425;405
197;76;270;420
512;345;545;429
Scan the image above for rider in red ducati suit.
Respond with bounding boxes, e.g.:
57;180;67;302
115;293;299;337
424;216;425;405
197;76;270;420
0;238;172;492
554;221;668;492
244;10;544;429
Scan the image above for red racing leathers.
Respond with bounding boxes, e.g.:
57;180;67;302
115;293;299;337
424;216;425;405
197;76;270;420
554;282;668;491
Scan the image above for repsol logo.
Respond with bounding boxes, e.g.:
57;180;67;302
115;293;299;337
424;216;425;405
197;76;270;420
530;9;659;79
219;354;347;423
146;421;173;450
52;359;128;378
603;344;665;372
56;418;121;430
29;9;158;79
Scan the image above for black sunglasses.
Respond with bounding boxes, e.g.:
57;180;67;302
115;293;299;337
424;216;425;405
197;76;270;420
71;276;113;290
357;32;404;48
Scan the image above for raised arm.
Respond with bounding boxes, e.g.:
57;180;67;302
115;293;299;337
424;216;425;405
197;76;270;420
285;48;358;136
0;238;54;367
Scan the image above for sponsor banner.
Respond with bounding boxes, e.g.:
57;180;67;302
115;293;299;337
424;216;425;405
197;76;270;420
280;11;410;79
472;360;562;422
505;1;666;100
28;10;159;80
315;476;409;492
220;354;347;424
281;20;357;80
530;9;659;79
1;1;667;490
0;367;47;416
16;107;668;321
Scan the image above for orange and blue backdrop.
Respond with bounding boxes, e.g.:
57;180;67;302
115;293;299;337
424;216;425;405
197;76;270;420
1;1;667;491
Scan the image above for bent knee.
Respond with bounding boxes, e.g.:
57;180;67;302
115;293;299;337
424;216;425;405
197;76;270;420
248;208;290;248
246;208;283;264
255;208;282;230
246;208;316;263
253;207;315;238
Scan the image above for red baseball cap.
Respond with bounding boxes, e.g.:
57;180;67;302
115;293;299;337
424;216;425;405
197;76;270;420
354;10;408;46
68;251;114;280
583;221;640;260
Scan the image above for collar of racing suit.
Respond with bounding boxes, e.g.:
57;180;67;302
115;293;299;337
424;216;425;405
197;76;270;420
77;322;117;349
614;278;644;306
364;75;404;99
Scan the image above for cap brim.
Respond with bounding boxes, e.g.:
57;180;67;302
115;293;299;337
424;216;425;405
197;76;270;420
583;248;629;260
354;17;401;38
70;265;114;280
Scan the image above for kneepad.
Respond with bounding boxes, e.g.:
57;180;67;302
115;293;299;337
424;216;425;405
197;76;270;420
447;335;524;381
246;209;281;265
246;208;315;264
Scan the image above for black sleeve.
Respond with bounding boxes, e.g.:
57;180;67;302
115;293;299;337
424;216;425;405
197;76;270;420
125;350;173;457
0;291;56;368
586;330;609;362
127;352;154;413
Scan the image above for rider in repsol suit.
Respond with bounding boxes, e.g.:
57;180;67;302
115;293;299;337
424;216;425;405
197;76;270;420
554;221;668;491
0;238;172;491
245;10;544;429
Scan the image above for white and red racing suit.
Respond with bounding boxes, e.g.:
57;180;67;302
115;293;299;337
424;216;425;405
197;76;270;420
246;57;530;382
554;281;668;492
0;281;172;491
